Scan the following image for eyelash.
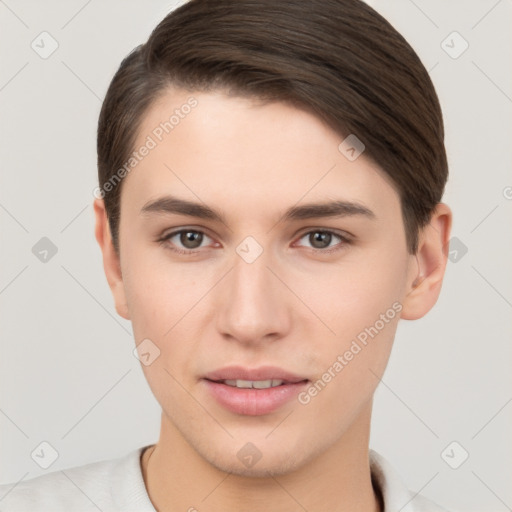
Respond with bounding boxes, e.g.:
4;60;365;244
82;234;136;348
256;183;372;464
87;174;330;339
157;228;352;256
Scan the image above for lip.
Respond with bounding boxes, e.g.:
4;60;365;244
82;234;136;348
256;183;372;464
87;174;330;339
202;365;309;416
203;365;307;383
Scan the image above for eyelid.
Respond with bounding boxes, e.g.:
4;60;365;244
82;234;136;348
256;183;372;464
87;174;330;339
158;227;218;252
294;226;353;242
159;225;215;240
293;228;352;250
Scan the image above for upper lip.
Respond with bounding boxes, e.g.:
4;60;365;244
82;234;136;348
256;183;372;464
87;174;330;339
203;365;308;383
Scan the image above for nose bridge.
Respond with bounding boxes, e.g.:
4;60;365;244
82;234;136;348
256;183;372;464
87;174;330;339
216;243;291;343
233;247;272;299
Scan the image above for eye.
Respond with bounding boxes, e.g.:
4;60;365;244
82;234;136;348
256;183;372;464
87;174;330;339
158;229;216;254
295;229;351;252
158;227;350;255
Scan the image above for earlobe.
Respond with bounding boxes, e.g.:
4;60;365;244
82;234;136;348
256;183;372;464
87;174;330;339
93;198;131;320
401;203;452;320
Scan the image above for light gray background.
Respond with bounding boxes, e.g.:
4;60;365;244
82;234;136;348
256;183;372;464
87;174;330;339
1;1;511;511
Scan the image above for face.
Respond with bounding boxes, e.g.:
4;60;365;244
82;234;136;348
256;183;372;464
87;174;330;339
99;87;422;476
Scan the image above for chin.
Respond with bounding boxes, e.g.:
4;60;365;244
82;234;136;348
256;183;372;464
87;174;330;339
210;452;306;479
196;437;315;479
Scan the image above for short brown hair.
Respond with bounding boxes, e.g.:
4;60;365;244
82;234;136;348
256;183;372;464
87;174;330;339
97;0;448;255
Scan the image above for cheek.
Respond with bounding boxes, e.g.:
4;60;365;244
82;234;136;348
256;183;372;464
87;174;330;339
300;247;406;338
121;244;200;332
121;247;221;388
300;310;399;424
121;251;204;404
295;244;405;397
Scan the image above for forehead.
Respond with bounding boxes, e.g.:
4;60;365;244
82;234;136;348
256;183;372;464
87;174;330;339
121;87;401;223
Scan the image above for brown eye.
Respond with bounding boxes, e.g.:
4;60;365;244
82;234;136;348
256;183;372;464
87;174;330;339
179;230;203;249
295;229;351;253
309;231;332;249
159;229;214;254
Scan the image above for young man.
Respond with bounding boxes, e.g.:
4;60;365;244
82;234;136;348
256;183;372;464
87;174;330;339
0;0;452;510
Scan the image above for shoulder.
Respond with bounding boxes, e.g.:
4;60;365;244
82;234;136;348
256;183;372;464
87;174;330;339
370;450;449;512
0;446;154;512
0;456;118;511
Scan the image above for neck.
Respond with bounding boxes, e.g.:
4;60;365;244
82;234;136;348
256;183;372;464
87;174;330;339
142;405;381;512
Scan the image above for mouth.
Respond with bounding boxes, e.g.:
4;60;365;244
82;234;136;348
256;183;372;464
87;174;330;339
205;378;308;389
203;365;308;384
201;366;310;415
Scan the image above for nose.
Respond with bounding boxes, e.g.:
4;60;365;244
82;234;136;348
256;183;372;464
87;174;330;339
215;248;292;345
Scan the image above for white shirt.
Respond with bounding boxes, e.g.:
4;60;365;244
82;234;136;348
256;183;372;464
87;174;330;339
0;446;448;511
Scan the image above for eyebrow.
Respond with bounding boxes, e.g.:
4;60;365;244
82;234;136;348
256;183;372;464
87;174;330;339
140;195;376;223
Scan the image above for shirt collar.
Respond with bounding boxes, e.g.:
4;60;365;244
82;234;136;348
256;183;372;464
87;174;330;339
370;449;448;511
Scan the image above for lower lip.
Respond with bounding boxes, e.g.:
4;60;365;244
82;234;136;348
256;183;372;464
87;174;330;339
202;379;309;416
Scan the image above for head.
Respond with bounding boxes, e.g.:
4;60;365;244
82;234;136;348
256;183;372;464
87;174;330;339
94;0;451;476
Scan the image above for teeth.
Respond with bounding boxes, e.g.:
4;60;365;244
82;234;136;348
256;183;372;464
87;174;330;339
222;379;285;389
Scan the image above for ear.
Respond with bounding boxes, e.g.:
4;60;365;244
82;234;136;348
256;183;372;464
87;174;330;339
93;198;131;320
401;203;452;320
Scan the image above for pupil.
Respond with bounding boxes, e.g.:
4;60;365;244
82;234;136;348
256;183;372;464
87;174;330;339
311;231;331;249
181;231;202;249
